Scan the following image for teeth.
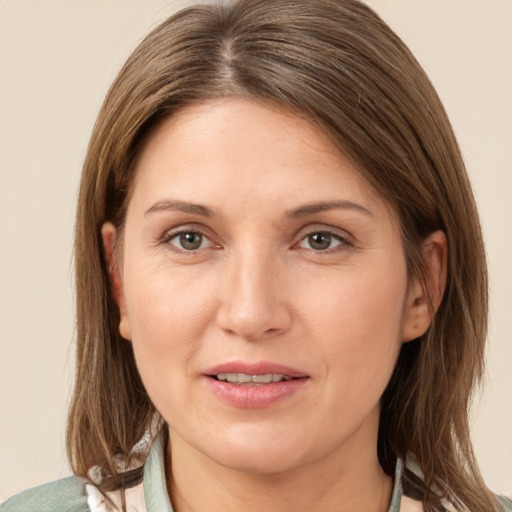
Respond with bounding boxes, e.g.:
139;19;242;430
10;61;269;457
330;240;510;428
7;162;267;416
252;374;273;383
216;373;292;384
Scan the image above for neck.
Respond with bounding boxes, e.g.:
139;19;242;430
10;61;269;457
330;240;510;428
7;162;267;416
166;411;393;512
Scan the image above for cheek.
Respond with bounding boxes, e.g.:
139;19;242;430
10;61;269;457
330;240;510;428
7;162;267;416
121;260;218;383
302;260;407;339
303;263;408;398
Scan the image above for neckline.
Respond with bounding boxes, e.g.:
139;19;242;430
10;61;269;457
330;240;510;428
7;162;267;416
143;431;405;512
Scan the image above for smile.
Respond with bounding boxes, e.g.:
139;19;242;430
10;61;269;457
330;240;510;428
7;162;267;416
203;362;309;408
214;373;294;384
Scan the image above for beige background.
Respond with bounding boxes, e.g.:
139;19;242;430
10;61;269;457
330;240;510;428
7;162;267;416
1;0;511;501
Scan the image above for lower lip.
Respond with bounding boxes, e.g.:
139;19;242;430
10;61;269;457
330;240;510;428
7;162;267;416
203;376;309;409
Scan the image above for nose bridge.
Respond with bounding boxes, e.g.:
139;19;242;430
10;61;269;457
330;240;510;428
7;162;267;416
217;242;290;340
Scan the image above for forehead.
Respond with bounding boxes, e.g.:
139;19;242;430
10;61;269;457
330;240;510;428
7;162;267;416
129;98;395;224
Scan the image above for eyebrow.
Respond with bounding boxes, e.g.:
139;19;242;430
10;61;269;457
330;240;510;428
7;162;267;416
144;200;220;218
285;200;373;218
144;199;373;219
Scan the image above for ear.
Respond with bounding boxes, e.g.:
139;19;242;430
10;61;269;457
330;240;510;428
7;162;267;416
402;230;447;342
101;222;131;340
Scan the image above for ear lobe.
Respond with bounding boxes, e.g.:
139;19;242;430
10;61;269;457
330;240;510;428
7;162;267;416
402;230;448;342
101;222;131;340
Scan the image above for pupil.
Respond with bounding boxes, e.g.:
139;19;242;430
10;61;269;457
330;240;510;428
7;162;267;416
180;232;202;250
309;233;331;250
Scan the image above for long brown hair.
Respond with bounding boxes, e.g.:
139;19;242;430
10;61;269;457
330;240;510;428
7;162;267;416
68;1;497;510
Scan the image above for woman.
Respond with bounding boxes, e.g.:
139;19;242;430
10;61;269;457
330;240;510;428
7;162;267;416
2;0;510;511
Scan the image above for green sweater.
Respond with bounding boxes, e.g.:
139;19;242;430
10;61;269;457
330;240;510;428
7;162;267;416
2;433;511;512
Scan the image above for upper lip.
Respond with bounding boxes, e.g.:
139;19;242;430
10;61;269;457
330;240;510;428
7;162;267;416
203;361;309;378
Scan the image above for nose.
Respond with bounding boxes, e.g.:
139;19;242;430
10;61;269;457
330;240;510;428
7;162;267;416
216;247;292;341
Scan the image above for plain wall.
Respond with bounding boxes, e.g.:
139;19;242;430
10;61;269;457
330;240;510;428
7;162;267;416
1;0;511;501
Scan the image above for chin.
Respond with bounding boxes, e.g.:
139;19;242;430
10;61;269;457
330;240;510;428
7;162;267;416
193;425;318;475
211;445;305;475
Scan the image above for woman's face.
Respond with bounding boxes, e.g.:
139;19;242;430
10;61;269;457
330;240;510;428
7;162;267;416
105;98;424;474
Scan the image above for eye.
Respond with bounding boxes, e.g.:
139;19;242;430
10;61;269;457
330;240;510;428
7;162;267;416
167;231;211;251
298;231;345;251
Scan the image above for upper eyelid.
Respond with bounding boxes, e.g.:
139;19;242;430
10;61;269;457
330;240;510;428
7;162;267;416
294;224;353;241
160;223;214;240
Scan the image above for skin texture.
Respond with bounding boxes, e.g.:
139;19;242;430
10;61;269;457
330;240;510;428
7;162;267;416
102;99;446;512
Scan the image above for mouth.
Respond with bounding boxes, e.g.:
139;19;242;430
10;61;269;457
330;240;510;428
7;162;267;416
211;373;297;385
203;362;309;408
204;361;308;382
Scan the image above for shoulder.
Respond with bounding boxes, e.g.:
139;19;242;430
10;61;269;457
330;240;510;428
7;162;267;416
0;476;89;512
498;494;512;511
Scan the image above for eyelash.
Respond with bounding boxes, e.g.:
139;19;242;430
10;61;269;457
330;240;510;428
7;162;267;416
161;229;219;254
295;230;352;253
160;227;353;254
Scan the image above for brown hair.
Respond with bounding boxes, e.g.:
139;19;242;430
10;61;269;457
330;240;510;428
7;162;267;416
68;1;497;510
